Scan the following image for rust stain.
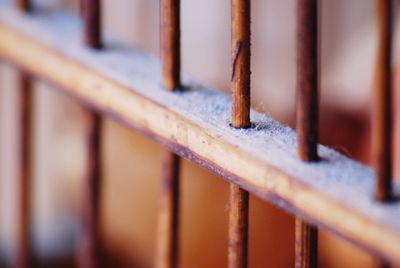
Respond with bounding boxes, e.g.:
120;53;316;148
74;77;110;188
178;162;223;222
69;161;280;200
231;41;242;82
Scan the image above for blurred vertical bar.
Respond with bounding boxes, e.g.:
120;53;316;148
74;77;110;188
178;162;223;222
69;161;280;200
80;113;102;268
228;184;249;268
14;2;32;268
295;220;318;268
229;0;250;268
15;73;32;268
83;0;102;49
160;0;181;90
156;152;180;268
156;0;181;268
295;0;319;267
79;1;103;268
16;0;31;12
373;0;393;202
373;0;393;267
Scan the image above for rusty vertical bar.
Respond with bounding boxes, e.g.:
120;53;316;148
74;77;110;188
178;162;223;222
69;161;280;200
156;152;180;268
295;0;319;268
296;0;319;162
156;0;181;268
295;219;318;268
79;1;103;268
80;113;102;268
228;184;249;268
231;0;251;129
373;259;391;268
14;2;32;268
160;0;181;90
82;0;102;49
229;1;250;268
15;73;32;268
373;0;393;266
373;0;393;202
15;0;31;12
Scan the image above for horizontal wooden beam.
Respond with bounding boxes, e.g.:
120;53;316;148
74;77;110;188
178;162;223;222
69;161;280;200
0;3;399;264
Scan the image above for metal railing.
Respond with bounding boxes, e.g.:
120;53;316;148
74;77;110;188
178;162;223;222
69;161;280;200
0;0;398;267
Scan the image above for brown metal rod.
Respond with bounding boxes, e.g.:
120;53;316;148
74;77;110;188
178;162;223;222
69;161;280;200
156;1;181;268
14;2;33;268
373;1;393;266
229;1;250;268
295;219;318;268
231;0;251;129
373;0;393;202
15;0;31;12
228;184;249;268
373;258;391;268
156;152;180;268
296;0;319;162
295;0;319;267
82;0;102;49
79;1;103;268
79;113;102;268
160;0;181;90
15;72;33;268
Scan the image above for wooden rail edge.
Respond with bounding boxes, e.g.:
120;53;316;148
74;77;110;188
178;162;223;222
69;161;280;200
0;4;399;264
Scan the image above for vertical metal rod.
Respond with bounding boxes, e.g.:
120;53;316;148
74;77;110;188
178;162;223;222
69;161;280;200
160;0;181;91
373;0;393;202
82;0;102;49
295;0;319;267
15;72;32;268
229;1;250;268
228;184;249;268
295;219;318;268
296;0;319;162
15;0;31;12
156;152;180;268
80;113;102;268
14;2;32;268
231;0;251;129
79;1;103;268
157;1;181;268
373;1;393;266
373;258;391;268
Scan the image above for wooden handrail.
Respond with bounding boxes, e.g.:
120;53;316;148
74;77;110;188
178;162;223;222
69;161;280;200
0;5;399;264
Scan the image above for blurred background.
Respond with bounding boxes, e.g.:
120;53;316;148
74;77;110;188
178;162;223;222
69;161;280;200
0;0;399;267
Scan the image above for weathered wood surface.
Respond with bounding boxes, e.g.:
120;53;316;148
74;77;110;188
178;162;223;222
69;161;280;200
0;4;399;264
